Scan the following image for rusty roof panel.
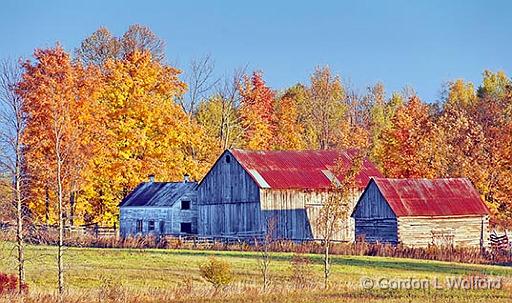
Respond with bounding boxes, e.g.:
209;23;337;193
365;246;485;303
230;149;383;190
372;178;489;217
119;182;197;207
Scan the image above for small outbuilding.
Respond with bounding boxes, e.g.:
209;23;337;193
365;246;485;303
197;149;383;240
351;178;490;247
119;176;198;237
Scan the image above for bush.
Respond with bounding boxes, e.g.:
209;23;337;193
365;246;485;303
289;253;315;289
0;273;28;296
199;257;234;290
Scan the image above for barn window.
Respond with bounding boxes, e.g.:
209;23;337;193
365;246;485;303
225;155;231;163
181;222;192;233
181;200;191;210
148;220;155;231
136;220;143;233
159;221;165;234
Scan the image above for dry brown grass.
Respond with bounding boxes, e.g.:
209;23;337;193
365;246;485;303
3;225;512;266
1;283;511;303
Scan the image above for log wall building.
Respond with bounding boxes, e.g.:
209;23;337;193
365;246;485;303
351;178;490;247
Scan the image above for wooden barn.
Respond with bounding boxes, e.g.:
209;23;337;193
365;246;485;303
197;149;383;240
351;178;490;247
119;176;198;237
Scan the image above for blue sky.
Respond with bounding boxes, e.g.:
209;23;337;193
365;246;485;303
1;0;510;102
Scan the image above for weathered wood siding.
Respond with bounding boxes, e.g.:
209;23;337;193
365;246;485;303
398;215;489;247
352;181;398;243
260;189;359;241
197;151;262;236
120;190;198;236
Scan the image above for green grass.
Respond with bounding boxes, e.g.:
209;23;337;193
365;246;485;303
1;242;512;302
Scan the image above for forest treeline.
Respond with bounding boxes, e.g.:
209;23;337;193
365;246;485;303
1;25;511;227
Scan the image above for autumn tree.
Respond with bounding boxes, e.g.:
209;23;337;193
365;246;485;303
334;87;369;150
195;68;245;151
239;71;275;150
445;79;476;110
195;95;242;152
75;24;165;67
368;87;403;169
75;26;121;67
316;150;364;289
271;88;306;150
80;51;203;224
471;75;512;226
381;96;435;178
477;70;512;99
121;24;165;62
0;59;27;294
304;66;346;149
257;216;276;292
431;80;484;178
179;54;220;115
18;45;101;294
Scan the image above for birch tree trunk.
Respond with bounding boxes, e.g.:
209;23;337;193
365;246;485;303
323;241;330;289
56;143;64;294
0;59;26;294
15;149;25;294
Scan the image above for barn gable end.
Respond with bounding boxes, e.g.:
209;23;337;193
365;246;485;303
197;150;262;236
351;180;398;243
352;180;396;219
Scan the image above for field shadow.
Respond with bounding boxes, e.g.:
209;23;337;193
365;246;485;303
119;248;512;276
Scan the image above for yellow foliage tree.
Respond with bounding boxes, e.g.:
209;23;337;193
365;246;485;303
79;51;205;224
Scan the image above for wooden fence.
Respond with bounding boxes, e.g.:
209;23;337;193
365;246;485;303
0;221;118;238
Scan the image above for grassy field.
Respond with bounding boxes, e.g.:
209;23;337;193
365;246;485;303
1;242;512;302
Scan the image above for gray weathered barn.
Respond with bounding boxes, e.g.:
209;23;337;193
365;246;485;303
351;178;490;247
119;177;198;237
197;149;383;240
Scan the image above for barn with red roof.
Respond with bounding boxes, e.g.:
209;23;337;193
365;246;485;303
351;178;490;247
197;149;383;240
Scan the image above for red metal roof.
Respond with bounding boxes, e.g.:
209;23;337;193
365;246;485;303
372;178;489;217
230;149;383;190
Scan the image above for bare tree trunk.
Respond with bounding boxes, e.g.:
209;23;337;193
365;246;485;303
259;217;275;292
0;59;26;294
323;240;330;289
261;242;270;291
15;153;25;294
45;186;50;226
69;191;75;227
56;145;65;294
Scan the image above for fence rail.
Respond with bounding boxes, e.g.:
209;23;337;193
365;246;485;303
0;221;118;237
159;234;349;246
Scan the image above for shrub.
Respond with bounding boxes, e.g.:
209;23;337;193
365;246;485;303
0;273;28;296
199;257;234;290
98;276;126;302
288;253;315;289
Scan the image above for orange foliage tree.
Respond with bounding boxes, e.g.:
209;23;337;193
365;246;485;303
79;51;209;224
18;45;101;224
239;71;275;150
381;96;435;178
18;44;101;293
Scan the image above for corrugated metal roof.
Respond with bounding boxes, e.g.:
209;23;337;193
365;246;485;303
372;178;489;217
230;149;383;190
119;182;197;207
